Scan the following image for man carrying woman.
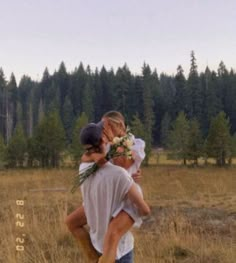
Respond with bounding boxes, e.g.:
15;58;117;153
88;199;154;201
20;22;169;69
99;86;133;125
65;111;150;262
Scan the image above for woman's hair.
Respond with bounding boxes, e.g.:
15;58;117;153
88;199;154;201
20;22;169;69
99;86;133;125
102;111;125;124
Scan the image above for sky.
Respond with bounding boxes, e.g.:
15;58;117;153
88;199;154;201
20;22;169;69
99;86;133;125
1;0;236;83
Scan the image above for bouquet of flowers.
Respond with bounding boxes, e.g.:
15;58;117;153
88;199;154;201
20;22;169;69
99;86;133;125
71;130;134;193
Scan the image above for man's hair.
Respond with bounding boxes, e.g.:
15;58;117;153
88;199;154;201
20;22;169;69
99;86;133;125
80;122;103;153
102;111;125;123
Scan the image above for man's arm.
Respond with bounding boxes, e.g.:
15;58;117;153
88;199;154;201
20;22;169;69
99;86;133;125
127;183;150;216
99;211;134;263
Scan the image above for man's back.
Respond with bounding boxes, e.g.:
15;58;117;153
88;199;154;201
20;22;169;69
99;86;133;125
80;161;134;259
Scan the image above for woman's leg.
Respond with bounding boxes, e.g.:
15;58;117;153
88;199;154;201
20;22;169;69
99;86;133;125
99;210;134;263
65;206;99;262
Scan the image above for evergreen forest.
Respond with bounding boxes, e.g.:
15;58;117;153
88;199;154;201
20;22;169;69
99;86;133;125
1;51;236;167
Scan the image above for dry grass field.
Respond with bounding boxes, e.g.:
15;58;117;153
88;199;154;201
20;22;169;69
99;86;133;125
1;165;236;263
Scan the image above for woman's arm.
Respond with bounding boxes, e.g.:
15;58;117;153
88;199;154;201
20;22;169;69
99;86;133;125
81;150;135;170
112;155;134;169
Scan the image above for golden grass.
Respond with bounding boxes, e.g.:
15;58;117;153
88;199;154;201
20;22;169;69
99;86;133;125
150;151;236;166
1;166;236;263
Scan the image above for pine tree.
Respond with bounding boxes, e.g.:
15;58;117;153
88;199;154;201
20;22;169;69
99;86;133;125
40;67;51;105
84;66;95;120
142;63;155;165
26;136;37;167
93;68;103;121
225;69;236;133
82;82;94;120
70;63;86;116
168;112;189;165
16;101;23;129
18;76;35;136
57;62;69;110
130;114;145;139
201;68;222;136
186;119;203;164
62;95;75;143
6;125;27;167
206;111;231;166
218;61;228;77
7;73;18;141
229;133;236;165
47;80;60;113
174;65;186;117
34;111;66;167
71;112;88;165
160;112;172;148
34;68;50;125
186;51;202;121
157;74;176;144
132;76;144;120
115;64;132;116
46;111;66;167
100;66;114;113
217;61;229;119
0;68;7;141
0;134;7;168
150;69;160;144
159;74;176;117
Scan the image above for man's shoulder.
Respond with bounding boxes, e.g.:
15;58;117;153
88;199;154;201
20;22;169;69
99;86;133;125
105;162;130;176
104;163;133;188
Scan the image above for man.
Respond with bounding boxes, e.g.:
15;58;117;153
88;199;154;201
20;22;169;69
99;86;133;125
65;112;148;262
67;121;150;263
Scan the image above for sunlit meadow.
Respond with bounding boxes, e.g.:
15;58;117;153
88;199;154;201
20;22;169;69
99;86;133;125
1;157;236;262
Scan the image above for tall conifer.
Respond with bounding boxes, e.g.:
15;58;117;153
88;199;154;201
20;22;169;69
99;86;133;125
206;112;231;166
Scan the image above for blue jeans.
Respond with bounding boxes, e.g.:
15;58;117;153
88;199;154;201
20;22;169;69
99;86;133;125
115;250;133;263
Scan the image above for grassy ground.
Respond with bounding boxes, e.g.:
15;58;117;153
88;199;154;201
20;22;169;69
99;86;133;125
1;166;236;263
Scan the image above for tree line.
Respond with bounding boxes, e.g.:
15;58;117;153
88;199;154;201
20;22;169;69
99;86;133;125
165;111;236;166
0;51;236;167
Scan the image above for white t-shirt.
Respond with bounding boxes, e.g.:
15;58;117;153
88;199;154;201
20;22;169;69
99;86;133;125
80;162;134;260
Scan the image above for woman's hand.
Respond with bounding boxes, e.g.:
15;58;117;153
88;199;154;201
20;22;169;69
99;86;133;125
131;169;142;183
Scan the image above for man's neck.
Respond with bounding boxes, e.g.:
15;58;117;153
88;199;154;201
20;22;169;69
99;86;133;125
81;153;95;163
81;152;106;163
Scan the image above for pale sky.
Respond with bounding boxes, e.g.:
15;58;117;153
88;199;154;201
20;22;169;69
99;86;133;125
1;0;236;82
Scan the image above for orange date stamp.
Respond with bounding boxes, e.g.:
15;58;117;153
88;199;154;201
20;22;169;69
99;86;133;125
15;200;25;252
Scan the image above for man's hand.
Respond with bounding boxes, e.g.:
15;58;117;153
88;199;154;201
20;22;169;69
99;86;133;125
131;169;142;183
102;118;114;143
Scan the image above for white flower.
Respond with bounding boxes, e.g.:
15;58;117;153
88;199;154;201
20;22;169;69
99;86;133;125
125;150;133;159
113;137;122;144
124;139;133;148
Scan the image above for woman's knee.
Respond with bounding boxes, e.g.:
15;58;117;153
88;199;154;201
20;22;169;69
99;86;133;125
64;214;75;231
64;206;87;231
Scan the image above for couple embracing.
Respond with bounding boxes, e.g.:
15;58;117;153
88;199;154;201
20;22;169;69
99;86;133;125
65;111;150;263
